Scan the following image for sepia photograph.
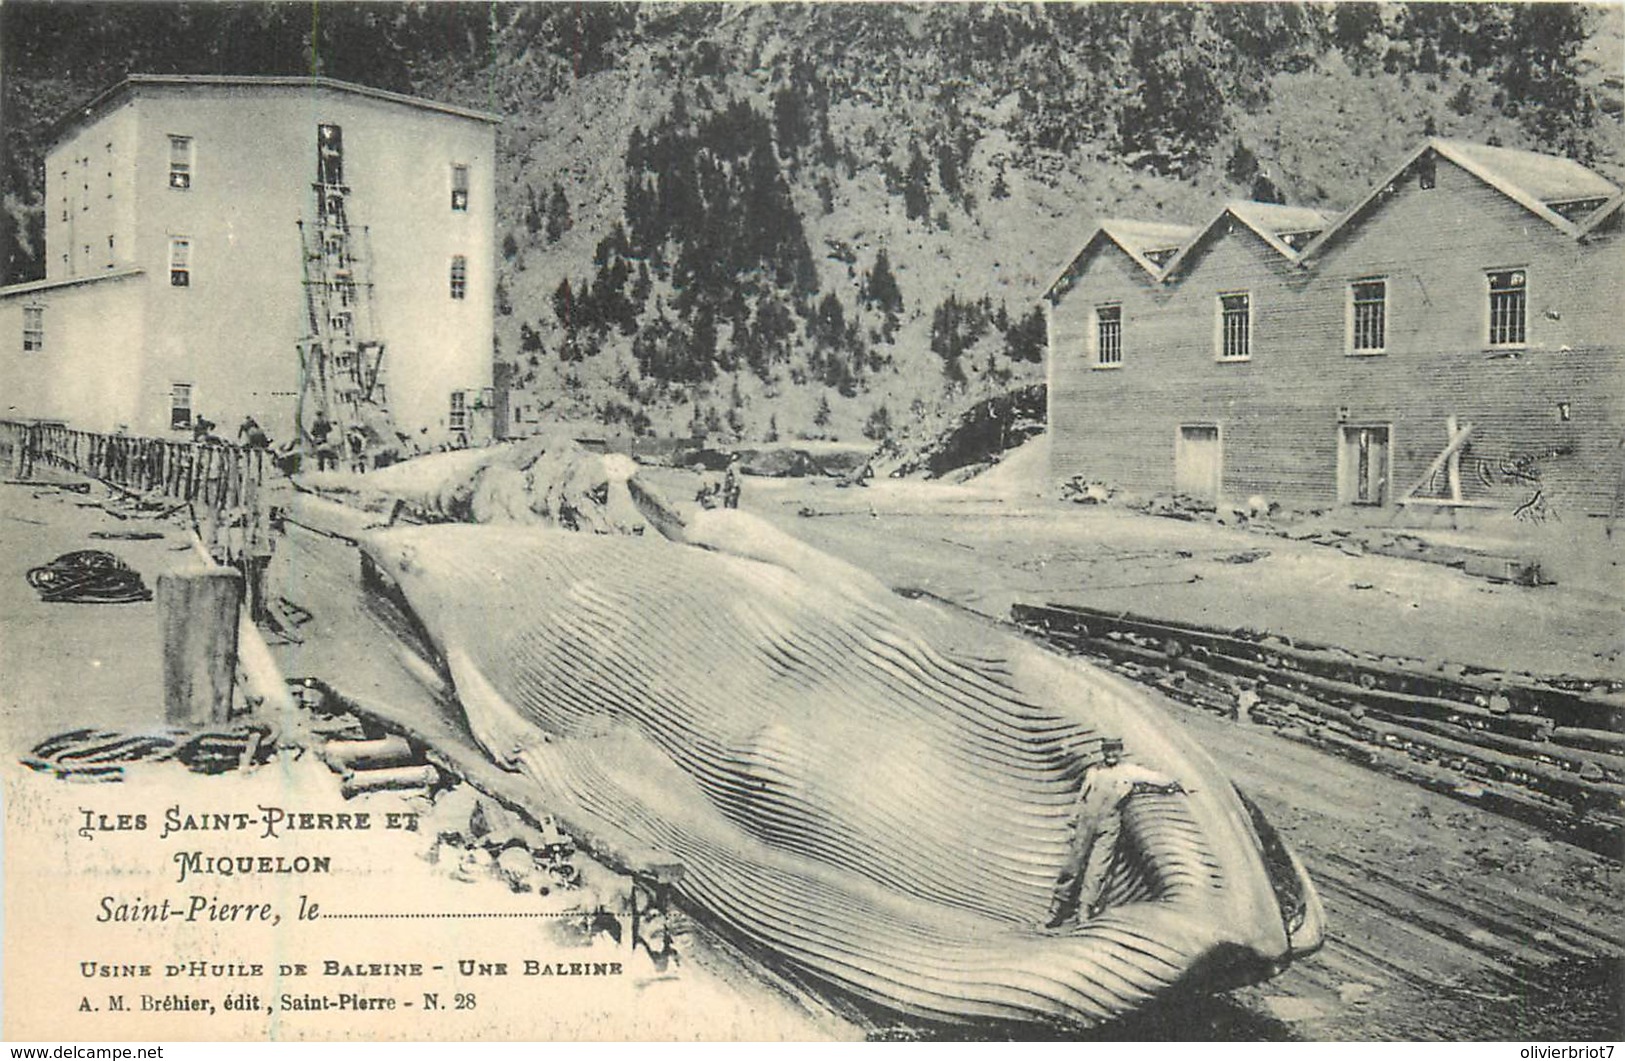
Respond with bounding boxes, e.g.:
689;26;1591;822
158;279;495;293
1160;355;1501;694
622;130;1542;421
0;0;1621;1045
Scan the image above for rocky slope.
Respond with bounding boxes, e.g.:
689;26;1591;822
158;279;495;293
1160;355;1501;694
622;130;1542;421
4;2;1621;442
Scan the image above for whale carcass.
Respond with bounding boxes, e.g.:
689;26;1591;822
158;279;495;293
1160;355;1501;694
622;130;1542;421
356;506;1323;1028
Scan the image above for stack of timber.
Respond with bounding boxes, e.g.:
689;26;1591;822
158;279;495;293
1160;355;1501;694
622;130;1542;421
1012;603;1625;856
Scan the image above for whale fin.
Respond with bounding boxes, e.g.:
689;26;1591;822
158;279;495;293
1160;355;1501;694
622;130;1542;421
445;645;545;771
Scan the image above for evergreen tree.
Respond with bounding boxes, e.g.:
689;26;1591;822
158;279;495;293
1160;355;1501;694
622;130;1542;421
863;403;892;442
553;278;575;330
1004;306;1047;364
545;183;572;243
904;144;932;222
990;161;1010;201
813;394;833;429
524;185;543;236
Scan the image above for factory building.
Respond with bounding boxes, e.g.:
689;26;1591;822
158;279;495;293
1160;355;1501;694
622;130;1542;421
1046;139;1625;521
0;74;499;448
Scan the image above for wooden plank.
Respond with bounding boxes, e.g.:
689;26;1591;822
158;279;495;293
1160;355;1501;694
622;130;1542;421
1397;496;1503;508
1400;421;1476;502
158;565;244;725
1445;414;1463;502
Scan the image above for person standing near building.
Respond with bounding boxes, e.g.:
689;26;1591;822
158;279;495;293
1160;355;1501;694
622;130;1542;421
346;424;368;473
722;455;743;510
310;409;337;472
237;415;270;450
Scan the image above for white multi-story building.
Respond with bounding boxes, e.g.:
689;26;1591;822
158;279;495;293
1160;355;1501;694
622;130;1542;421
0;74;499;446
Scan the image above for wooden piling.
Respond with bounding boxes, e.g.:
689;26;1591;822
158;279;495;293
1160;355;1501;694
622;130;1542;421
158;566;244;725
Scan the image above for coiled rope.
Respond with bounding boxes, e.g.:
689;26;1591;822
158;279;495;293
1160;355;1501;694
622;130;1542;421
21;723;277;781
26;550;152;604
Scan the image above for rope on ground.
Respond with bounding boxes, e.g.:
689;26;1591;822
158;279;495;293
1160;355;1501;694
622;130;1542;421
25;549;153;604
20;723;277;781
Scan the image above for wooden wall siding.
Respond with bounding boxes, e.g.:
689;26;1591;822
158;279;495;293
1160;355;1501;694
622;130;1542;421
1048;155;1625;517
1048;244;1168;481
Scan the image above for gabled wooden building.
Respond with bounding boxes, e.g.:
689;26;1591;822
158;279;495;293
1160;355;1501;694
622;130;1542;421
1045;139;1625;522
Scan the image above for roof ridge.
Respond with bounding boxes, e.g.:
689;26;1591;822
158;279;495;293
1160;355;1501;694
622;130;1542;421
49;73;501;144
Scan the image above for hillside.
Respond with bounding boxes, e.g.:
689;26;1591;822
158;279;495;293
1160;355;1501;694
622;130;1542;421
4;2;1622;444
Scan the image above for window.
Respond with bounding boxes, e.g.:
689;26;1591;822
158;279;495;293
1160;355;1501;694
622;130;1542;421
1487;270;1526;347
1350;279;1386;354
1418;153;1436;191
168;136;193;189
169;238;191;287
449;255;467;300
449;390;468;432
1217;292;1251;361
451;164;469;211
1094;305;1122;366
317;124;344;186
22;306;44;352
170;384;193;431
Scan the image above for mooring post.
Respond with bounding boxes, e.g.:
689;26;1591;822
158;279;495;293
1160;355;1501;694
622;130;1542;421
158;565;243;725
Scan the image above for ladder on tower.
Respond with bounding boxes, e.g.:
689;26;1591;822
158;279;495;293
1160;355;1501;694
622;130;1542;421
295;123;398;469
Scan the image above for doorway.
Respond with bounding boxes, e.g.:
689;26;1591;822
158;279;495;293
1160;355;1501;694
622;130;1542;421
1339;424;1391;505
1175;424;1223;501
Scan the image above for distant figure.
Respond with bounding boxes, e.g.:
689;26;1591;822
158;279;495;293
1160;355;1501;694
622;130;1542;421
191;414;218;444
237;415;270;450
346;425;368;473
696;473;723;510
310;410;337;472
722;457;742;510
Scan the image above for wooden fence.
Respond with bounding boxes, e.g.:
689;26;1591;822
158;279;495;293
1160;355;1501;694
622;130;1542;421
3;420;269;514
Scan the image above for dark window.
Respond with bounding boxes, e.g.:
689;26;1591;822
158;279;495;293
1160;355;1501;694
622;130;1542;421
450;255;467;300
1488;270;1526;346
169;136;192;189
23;306;44;352
170;384;193;430
1218;293;1251;360
451;164;469;211
449;390;468;432
317;124;344;185
1095;305;1122;366
1351;279;1386;353
169;238;191;287
1418;153;1436;191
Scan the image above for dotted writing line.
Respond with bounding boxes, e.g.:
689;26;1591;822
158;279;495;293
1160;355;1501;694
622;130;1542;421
325;911;582;920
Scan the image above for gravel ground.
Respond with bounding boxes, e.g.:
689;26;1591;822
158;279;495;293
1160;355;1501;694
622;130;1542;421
5;473;1620;1040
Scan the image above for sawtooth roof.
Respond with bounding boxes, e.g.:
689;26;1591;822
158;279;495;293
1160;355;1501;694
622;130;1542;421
1578;190;1625;238
1160;201;1335;278
1044;219;1198;300
1301;138;1620;259
1040;138;1618;306
1440;138;1618;204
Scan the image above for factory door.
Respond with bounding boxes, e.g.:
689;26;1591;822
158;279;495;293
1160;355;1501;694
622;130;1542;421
1339;425;1391;505
1175;424;1222;501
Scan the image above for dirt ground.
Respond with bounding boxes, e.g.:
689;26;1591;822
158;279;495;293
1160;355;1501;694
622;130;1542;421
4;472;1622;1040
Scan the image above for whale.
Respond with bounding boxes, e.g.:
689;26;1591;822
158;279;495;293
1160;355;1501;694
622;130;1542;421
357;510;1323;1028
